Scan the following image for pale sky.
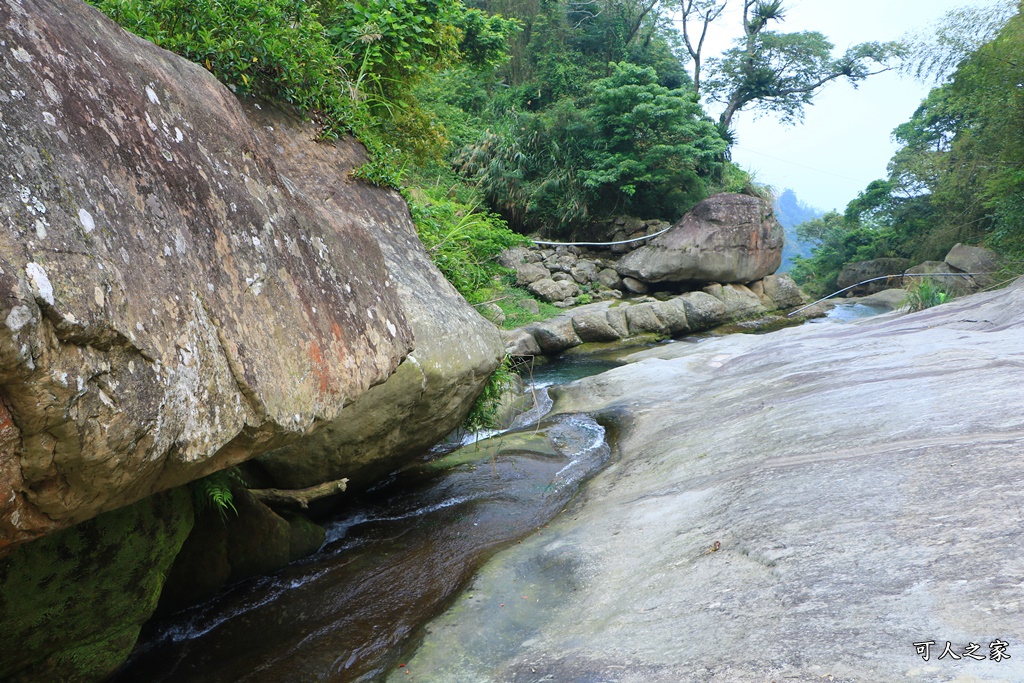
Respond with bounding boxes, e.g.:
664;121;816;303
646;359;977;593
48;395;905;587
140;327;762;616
683;0;984;212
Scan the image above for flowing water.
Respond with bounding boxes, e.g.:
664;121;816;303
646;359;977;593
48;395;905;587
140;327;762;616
810;301;891;323
113;368;614;683
113;318;875;681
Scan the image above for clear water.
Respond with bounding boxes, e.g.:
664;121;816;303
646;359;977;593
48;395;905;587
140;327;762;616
810;302;891;324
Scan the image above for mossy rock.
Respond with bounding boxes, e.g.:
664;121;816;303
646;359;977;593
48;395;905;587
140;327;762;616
0;488;194;682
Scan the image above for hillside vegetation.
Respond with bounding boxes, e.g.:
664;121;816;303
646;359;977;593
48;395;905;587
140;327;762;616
791;1;1024;297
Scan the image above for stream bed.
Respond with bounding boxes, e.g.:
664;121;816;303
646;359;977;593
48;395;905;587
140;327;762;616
112;367;614;682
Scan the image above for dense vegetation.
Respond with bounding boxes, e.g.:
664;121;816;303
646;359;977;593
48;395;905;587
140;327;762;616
791;1;1024;297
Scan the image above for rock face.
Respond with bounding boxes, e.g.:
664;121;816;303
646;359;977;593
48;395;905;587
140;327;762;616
945;243;1001;287
0;0;416;549
397;279;1024;682
615;194;784;284
836;257;911;294
243;105;505;491
0;488;193;682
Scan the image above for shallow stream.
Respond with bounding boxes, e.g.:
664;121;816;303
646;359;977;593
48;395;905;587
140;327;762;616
112;366;614;682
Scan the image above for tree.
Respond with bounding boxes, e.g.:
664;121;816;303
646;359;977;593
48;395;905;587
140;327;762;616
901;0;1015;82
701;0;903;129
676;0;728;93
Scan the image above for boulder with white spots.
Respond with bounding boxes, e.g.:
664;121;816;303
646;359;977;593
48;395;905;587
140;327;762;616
0;0;420;549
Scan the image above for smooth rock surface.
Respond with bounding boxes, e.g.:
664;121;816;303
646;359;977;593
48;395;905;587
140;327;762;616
0;0;412;548
615;194;783;284
944;243;1002;288
399;280;1024;682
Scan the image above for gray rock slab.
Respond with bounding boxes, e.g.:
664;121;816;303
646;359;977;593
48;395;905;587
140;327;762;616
571;310;623;343
859;288;909;310
396;280;1024;682
623;302;668;336
530;317;581;354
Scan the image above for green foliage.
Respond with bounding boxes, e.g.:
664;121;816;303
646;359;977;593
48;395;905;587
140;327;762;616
462;355;517;432
704;1;904;129
408;188;531;301
191;469;242;521
789;211;899;298
89;0;352;132
795;5;1024;293
903;279;949;312
456;63;726;235
88;0;518;147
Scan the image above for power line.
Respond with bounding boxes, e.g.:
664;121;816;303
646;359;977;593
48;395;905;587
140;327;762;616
734;146;868;183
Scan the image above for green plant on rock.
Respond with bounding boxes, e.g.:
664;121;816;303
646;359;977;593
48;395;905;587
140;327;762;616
903;278;949;312
190;469;243;521
408;187;530;302
462;355;518;433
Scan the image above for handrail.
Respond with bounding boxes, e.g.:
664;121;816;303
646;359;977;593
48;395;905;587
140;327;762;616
786;272;994;317
532;224;674;248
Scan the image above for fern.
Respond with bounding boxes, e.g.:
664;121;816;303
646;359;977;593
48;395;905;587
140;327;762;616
191;469;243;521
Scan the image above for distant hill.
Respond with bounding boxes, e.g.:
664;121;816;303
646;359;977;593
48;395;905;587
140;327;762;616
773;189;823;273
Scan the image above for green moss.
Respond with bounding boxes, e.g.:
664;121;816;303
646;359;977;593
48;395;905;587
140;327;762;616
0;488;194;682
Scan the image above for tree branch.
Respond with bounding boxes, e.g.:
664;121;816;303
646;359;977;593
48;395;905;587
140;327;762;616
249;478;349;510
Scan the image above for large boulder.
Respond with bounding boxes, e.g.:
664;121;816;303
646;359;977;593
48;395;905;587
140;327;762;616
944;243;1002;289
836;258;911;295
246;104;505;491
903;261;975;296
615;194;784;284
0;0;414;549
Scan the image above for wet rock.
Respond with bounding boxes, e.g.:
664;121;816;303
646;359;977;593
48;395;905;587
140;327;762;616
397;280;1024;683
530;318;581;354
571;311;623;343
677;291;729;330
760;274;805;309
624;303;669;336
0;488;192;683
616;194;784;284
503;329;542;357
703;283;767;319
650;299;690;334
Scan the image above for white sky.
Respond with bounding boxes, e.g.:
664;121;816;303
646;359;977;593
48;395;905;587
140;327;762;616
682;0;978;212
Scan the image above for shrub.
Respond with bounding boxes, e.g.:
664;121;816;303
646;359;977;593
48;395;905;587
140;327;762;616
903;279;949;312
